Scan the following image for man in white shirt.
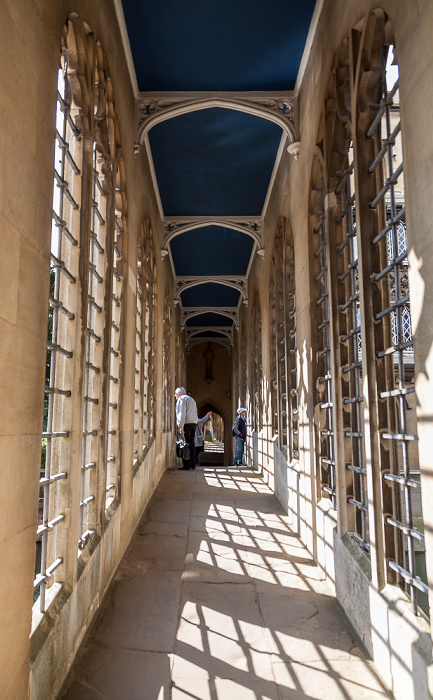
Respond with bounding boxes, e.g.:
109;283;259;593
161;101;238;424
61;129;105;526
175;387;198;470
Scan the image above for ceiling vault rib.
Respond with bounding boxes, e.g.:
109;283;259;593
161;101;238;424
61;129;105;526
163;217;263;251
135;92;299;153
181;307;239;329
175;276;247;302
185;326;234;351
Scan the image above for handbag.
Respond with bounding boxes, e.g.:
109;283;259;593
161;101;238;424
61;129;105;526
176;439;190;460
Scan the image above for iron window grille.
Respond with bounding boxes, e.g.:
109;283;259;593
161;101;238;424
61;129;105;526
368;50;427;614
134;235;144;464
252;293;263;432
145;233;157;443
286;239;299;461
270;226;286;443
105;199;123;508
312;181;336;506
163;289;173;432
336;147;369;549
35;59;80;610
270;251;279;438
79;144;107;550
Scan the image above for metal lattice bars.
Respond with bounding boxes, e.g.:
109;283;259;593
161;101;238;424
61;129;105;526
134;247;143;461
106;205;123;506
270;268;279;438
35;61;79;611
144;236;156;446
286;242;299;460
368;63;426;614
79;146;106;549
336;150;369;547
314;209;336;506
275;239;287;445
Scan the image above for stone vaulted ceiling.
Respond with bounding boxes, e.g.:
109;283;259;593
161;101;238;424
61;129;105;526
116;0;318;347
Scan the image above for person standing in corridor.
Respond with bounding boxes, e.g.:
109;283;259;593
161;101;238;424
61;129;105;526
232;407;247;466
195;411;212;466
175;387;198;470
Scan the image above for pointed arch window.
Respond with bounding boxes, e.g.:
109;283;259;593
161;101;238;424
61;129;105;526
363;41;427;613
319;14;428;616
35;47;82;610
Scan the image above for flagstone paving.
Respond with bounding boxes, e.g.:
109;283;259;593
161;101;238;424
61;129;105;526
61;467;391;700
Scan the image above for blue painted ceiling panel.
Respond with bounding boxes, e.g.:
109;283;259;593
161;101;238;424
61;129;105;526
170;226;254;276
149;109;282;216
120;0;317;334
122;0;317;92
186;313;233;327
180;283;241;308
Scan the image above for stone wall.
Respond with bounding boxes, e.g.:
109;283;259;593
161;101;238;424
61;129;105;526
0;1;174;698
235;1;433;697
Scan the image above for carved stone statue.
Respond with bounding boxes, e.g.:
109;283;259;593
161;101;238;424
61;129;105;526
203;342;215;384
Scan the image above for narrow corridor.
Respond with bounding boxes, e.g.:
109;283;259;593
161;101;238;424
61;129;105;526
61;467;389;700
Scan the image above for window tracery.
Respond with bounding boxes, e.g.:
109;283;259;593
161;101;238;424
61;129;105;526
36;17;128;613
35;45;82;611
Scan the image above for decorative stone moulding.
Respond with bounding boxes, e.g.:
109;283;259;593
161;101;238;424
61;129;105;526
162;217;263;250
185;326;234;350
181;307;239;329
135;91;299;152
174;276;247;302
287;141;301;160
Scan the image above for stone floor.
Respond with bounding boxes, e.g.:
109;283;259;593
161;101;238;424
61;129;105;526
61;467;391;700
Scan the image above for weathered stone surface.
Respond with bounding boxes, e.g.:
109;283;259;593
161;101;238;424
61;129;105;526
61;469;389;699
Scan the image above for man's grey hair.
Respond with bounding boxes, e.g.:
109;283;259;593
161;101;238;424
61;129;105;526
175;387;186;395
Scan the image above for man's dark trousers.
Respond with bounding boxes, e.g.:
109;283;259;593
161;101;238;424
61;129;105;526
182;423;197;469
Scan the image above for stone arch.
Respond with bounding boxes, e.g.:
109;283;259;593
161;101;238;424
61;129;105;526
136;96;297;147
176;278;247;303
182;308;238;327
163;219;262;249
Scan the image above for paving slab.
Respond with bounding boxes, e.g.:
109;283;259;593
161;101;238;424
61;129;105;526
61;467;391;700
62;646;172;700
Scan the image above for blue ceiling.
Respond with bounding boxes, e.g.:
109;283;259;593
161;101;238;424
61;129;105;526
149;109;282;217
186;313;233;327
180;283;241;308
122;0;315;92
120;0;317;334
170;226;253;277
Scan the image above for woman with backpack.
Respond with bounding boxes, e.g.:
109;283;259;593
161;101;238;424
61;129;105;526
232;407;247;466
